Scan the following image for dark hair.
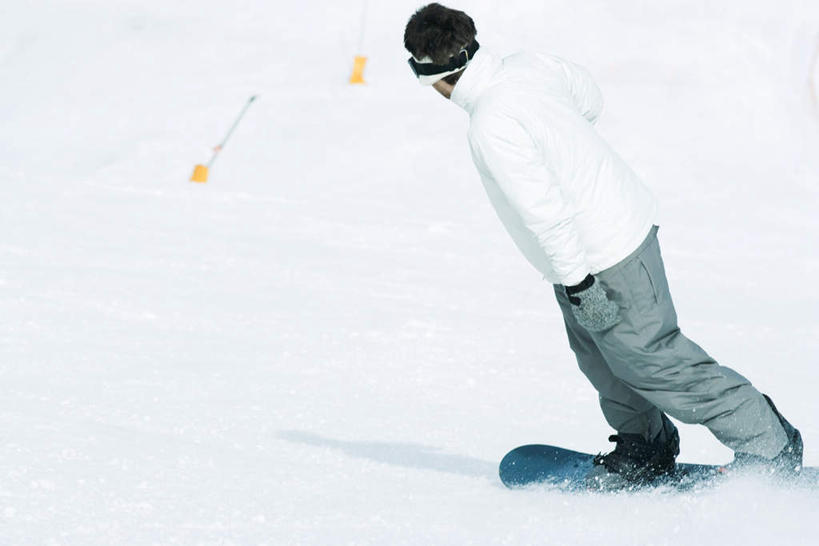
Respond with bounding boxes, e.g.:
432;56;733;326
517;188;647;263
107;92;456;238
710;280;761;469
404;3;477;84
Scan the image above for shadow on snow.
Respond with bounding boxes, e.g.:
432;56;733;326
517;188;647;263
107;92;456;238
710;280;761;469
278;429;498;481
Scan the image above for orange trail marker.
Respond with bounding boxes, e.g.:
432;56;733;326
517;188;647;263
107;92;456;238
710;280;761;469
191;95;258;183
348;0;368;85
349;55;368;84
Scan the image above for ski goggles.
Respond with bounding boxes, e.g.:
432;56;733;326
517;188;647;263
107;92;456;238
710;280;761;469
408;40;480;85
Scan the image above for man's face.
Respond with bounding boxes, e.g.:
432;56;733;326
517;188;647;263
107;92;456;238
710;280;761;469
432;79;454;99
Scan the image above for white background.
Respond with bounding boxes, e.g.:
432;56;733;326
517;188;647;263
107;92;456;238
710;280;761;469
1;0;818;543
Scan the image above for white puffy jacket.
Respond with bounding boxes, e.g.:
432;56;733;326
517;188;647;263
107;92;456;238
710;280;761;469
451;49;657;286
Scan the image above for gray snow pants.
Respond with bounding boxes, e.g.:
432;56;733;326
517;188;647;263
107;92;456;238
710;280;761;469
554;226;788;458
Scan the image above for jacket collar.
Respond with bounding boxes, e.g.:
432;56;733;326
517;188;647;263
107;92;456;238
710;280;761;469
450;49;501;114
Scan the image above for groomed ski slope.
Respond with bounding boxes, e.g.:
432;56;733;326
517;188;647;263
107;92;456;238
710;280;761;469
1;0;818;544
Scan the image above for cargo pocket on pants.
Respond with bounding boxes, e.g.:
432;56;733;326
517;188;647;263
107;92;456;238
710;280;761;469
625;257;659;313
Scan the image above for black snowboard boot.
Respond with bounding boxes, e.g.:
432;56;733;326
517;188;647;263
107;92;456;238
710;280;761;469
586;415;680;490
729;394;803;477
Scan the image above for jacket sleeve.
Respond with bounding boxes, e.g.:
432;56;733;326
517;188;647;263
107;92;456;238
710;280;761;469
555;57;604;125
468;112;590;286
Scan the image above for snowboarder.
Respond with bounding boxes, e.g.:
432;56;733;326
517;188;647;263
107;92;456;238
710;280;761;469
404;3;803;487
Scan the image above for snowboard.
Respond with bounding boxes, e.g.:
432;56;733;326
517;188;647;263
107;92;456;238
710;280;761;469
499;444;819;492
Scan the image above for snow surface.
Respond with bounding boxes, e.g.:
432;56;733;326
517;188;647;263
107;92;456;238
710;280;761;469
1;0;819;544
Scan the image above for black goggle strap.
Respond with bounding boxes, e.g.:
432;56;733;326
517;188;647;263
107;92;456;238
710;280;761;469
408;40;481;78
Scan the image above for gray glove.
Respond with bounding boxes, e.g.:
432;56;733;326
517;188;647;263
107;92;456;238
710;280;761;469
565;274;620;332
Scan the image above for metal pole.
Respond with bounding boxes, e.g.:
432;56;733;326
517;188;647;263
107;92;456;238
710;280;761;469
811;35;819;119
207;95;258;168
356;0;368;54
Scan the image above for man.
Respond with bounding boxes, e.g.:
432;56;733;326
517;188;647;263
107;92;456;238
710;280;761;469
404;3;802;486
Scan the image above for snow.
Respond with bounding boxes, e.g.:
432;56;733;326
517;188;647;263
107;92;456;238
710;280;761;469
1;0;818;543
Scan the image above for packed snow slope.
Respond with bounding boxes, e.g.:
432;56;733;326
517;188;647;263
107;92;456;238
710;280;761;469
2;0;819;544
